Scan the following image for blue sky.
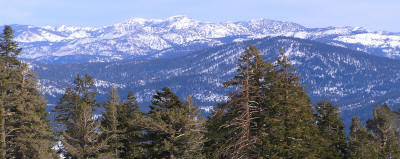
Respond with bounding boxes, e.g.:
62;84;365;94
1;0;399;32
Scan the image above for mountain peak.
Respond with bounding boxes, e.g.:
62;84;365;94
167;15;191;20
123;17;158;25
122;15;196;25
9;15;400;61
165;15;199;29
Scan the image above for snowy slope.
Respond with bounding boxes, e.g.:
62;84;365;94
6;15;400;63
31;37;400;126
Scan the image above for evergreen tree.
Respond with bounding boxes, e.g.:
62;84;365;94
102;88;123;158
0;25;21;65
348;116;380;159
53;74;108;158
314;100;347;159
10;69;56;159
366;104;400;158
261;47;322;158
0;25;55;159
102;89;145;159
210;44;271;158
204;103;230;159
205;45;324;158
0;25;22;159
182;96;205;158
143;87;205;159
119;91;145;159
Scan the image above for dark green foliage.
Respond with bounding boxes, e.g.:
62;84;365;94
102;89;145;159
10;70;56;159
3;26;400;158
183;96;206;158
53;74;108;158
204;103;229;159
207;44;271;158
149;87;184;111
143;87;205;159
31;36;400;132
0;25;21;158
118;92;145;159
0;25;55;159
0;25;21;65
348;116;380;158
314;100;347;158
347;105;400;159
102;88;124;158
259;47;323;158
366;104;400;158
206;45;325;158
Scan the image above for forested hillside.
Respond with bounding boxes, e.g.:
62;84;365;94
30;36;400;126
2;23;400;158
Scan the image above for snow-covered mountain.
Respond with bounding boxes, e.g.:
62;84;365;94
7;15;400;63
31;36;400;126
7;16;400;126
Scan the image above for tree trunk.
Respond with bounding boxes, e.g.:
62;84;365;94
115;147;119;159
0;94;6;159
245;64;251;158
1;115;5;159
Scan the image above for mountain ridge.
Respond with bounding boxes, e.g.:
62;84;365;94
29;36;400;126
5;15;400;63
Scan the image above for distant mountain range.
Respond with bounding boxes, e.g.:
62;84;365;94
4;16;400;127
5;15;400;64
29;36;400;126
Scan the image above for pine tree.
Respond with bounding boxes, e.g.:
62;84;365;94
143;87;205;159
261;47;322;158
102;89;145;159
204;103;230;159
10;69;56;159
348;116;380;159
314;100;347;159
53;74;108;158
210;44;271;158
0;25;21;65
119;91;145;159
366;104;400;158
102;88;123;158
0;25;22;159
0;25;55;158
182;96;205;158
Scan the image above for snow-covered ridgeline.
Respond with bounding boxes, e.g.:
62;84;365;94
8;15;400;61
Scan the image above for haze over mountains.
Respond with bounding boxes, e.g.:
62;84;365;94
4;16;400;125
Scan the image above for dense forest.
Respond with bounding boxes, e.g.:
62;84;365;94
1;25;400;159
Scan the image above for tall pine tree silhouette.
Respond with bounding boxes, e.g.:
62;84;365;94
314;100;347;158
53;74;108;158
102;88;124;158
0;25;55;158
208;44;272;158
366;104;400;158
261;47;323;158
119;91;145;158
143;87;205;159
